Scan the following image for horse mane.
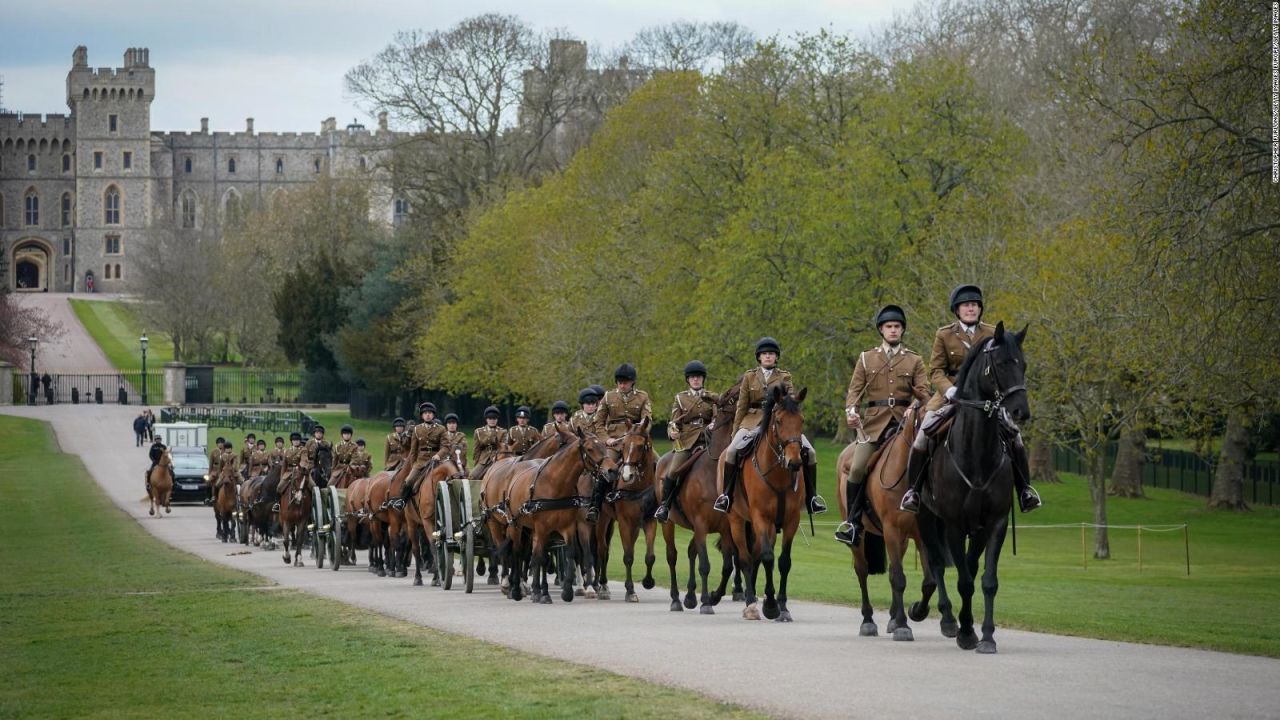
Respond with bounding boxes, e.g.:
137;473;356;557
760;382;801;428
952;336;995;398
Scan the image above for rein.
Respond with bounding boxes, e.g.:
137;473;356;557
518;442;600;517
945;343;1021;491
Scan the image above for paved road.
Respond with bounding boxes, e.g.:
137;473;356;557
12;292;123;372
6;403;1279;720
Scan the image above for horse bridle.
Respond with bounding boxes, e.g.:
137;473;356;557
753;409;803;483
951;344;1026;419
619;434;650;478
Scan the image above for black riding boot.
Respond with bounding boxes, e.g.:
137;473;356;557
586;476;608;523
804;463;827;514
653;475;678;522
203;483;214;506
834;481;866;547
1009;440;1042;512
899;446;930;514
400;475;416;503
713;464;737;513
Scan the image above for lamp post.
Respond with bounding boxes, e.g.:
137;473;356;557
27;336;38;406
140;334;149;406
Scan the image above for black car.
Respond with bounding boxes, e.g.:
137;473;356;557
169;446;210;502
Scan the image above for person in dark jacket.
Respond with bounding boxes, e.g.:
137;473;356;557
133;412;148;447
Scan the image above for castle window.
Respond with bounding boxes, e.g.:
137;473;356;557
109;114;118;133
115;263;123;279
223;190;242;225
64;238;70;255
24;189;39;226
104;186;121;225
137;89;144;101
94;151;103;169
61;193;72;227
314;157;321;173
184;157;192;173
62;154;71;172
105;264;112;280
228;157;237;174
105;235;121;255
123;151;132;170
27;154;36;172
275;158;284;175
394;198;408;225
181;191;197;229
359;156;367;170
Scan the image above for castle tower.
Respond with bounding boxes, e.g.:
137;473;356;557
67;46;154;291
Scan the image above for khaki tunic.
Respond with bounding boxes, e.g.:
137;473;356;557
283;444;305;471
594;388;653;440
844;344;932;443
442;430;467;460
350;448;372;478
248;449;270;477
670;388;719;451
570;410;605;437
333;439;357;467
542;420;569;437
268;447;285;468
927;321;996;411
733;367;795;433
208;446;224;480
473;425;506;465
506;424;542;455
303;437;331;470
384;431;407;467
238;444;255;472
410;421;448;463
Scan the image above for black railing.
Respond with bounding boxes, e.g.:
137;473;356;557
212;369;304;405
19;372;162;406
1053;444;1280;505
160;406;319;435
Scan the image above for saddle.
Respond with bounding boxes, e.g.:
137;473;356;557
731;430;765;470
669;446;707;482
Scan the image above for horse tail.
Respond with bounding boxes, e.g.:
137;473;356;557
863;532;887;575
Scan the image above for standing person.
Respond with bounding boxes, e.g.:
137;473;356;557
899;284;1041;513
144;409;155;441
542;401;570;436
713;338;826;515
586;363;652;522
506;407;542;455
833;306;931;546
472;406;505;472
133;412;148;448
654;361;719;522
384;418;409;470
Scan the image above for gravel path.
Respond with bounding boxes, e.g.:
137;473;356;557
6;403;1278;720
12;292;122;372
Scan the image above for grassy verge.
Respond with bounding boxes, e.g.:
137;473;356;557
208;411;1280;657
0;415;762;719
69;298;174;371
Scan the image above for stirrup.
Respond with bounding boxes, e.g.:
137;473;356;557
271;502;281;513
833;521;860;547
653;503;671;522
712;494;730;513
1019;487;1042;513
585;506;600;523
899;488;921;514
809;495;828;514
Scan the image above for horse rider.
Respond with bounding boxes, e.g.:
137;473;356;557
276;432;306;495
238;433;257;479
714;337;827;515
833;305;931;546
384;418;408;469
301;424;331;487
587;363;652;522
570;388;606;436
351;439;372;478
269;436;286;469
205;437;226;505
472;406;506;472
654;360;719;522
331;425;357;485
899;284;1042;514
402;402;449;500
507;406;542;455
145;435;167;493
212;440;237;498
442;413;468;464
248;438;271;479
543;400;571;436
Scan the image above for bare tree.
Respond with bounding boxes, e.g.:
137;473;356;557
129;218;224;362
0;289;64;368
620;20;756;73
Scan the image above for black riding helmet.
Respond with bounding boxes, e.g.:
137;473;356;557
356;438;366;447
483;405;500;419
289;432;302;441
393;417;405;427
614;363;637;382
578;388;598;405
755;337;780;360
444;413;459;424
215;436;226;447
418;401;437;416
589;384;606;399
256;439;266;447
312;424;325;434
340;424;354;434
274;436;284;444
949;284;984;317
684;360;707;378
515;406;531;418
551;400;570;415
875;304;907;329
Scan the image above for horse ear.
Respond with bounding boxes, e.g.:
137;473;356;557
640;416;650;432
1015;323;1029;346
995;320;1005;340
575;425;584;439
796;387;807;403
771;384;784;402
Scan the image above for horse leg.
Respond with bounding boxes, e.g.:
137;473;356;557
577;522;596;598
529;533;549;604
952;527;978;650
759;524;779;621
621;519;640;603
886;529;913;641
977;522;1009;654
909;530;937;622
709;539;732;606
919;511;957;637
595;520;613;601
281;521;291;564
854;538;877;636
663;522;681;611
410;521;425;587
729;516;761;620
775;532;795;623
560;522;577;602
641;517;657;591
684;537;699;610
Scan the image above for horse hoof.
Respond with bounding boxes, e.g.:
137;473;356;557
540;594;553;605
625;593;639;603
149;508;155;516
732;591;745;602
431;577;440;587
574;587;584;597
699;605;715;615
597;588;611;601
893;627;915;642
940;620;959;638
709;591;723;606
642;577;655;590
859;621;878;637
683;595;697;610
976;640;997;654
670;600;683;612
521;583;532;596
957;630;979;651
282;556;290;565
165;507;171;514
762;598;780;620
887;618;901;634
908;602;930;623
562;587;574;603
776;610;793;623
488;576;500;586
377;568;387;578
295;560;304;568
396;570;407;578
413;576;423;587
742;603;761;621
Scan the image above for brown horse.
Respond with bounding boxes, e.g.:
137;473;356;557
655;382;744;614
595;418;658;603
404;457;464;587
506;428;616;603
278;465;312;567
836;404;954;640
343;474;373;567
479;433;567;593
213;459;238;542
727;384;807;621
364;459;412;577
147;450;173;517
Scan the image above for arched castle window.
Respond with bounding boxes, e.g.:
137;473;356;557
227;157;237;174
61;192;73;227
62;154;71;172
181;191;197;229
275;158;284;174
223;189;242;225
27;154;36;172
394;198;408;226
24;189;39;226
137;89;145;101
115;263;122;279
104;186;121;225
184;157;192;173
359;156;367;170
105;264;112;280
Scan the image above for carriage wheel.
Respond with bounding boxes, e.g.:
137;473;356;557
463;525;476;593
436;535;454;590
329;487;343;572
237;498;250;545
312;486;326;569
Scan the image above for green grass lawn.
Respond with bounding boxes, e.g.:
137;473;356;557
0;414;761;720
69;298;175;371
208;411;1280;658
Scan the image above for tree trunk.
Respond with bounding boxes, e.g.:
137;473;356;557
1208;410;1251;511
1030;437;1060;484
1087;450;1110;559
1109;427;1146;498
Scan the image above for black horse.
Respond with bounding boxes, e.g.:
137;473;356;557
917;322;1029;654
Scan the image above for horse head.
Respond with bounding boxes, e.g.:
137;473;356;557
969;322;1031;428
452;446;468;477
575;427;618;483
715;381;741;429
619;417;651;485
764;383;807;471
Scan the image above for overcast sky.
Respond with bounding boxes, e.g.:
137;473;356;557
0;0;919;133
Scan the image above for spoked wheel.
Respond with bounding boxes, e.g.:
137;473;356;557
312;486;326;569
436;536;454;590
329;486;343;572
463;525;476;593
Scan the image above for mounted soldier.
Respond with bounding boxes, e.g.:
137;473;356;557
238;434;257;479
472;406;506;472
833;305;931;546
351;439;372;478
269;436;286;469
301;424;331;487
543;400;571;436
506;406;542;455
899;284;1042;514
384;418;408;470
587;363;652;522
205;437;226;505
714;337;826;515
248;438;270;479
442;413;467;463
330;425;357;485
654;360;719;522
402;402;448;500
145;435;167;494
275;432;306;495
570;388;605;436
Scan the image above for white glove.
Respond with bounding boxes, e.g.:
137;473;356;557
945;386;957;401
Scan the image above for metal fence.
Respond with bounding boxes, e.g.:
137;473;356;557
211;369;305;405
19;372;162;406
1053;444;1280;505
160;406;319;435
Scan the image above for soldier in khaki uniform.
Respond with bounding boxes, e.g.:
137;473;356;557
472;406;506;470
383;418;408;470
714;338;826;515
586;364;652;521
543;400;570;436
833;306;932;546
900;284;1041;514
248;439;271;479
276;432;306;495
442;413;468;465
269;436;286;469
506;407;542;455
301;425;331;488
330;425;358;485
350;439;372;478
654;360;719;522
204;437;226;505
570;388;605;436
402;402;449;500
238;434;257;479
